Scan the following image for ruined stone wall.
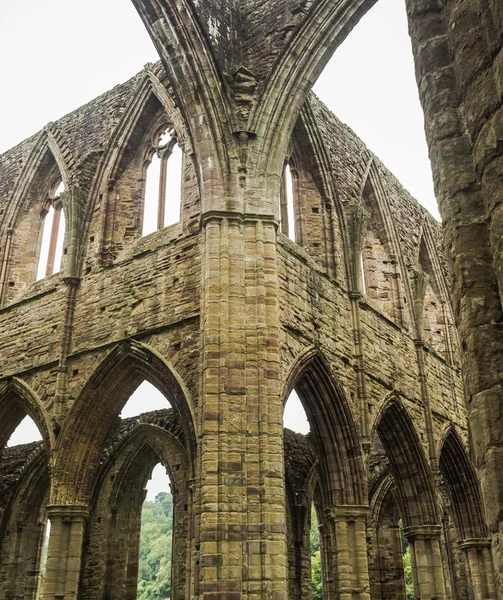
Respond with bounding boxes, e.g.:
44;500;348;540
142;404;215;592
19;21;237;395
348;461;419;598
0;54;481;600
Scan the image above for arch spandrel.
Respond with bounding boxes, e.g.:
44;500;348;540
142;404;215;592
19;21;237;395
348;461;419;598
51;340;196;506
283;348;366;507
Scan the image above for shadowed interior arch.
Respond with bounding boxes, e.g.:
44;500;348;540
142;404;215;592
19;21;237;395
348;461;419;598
439;429;487;540
0;445;50;600
82;417;189;600
52;341;195;505
285;351;365;506
374;398;438;527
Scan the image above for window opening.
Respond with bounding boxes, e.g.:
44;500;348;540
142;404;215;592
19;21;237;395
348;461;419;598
120;381;171;419
281;163;296;242
6;415;43;447
283;389;310;434
143;126;181;237
137;464;173;600
311;504;322;600
37;180;65;280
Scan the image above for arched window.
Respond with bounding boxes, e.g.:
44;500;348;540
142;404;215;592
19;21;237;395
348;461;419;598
36;180;66;280
283;389;310;434
143;125;182;237
7;414;42;446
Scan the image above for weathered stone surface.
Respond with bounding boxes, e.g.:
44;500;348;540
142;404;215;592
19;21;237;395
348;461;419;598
0;0;501;599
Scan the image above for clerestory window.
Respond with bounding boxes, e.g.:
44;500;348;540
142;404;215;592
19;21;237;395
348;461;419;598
142;125;183;237
36;180;66;280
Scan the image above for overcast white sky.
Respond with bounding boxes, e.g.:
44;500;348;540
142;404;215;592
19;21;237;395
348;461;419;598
2;0;439;473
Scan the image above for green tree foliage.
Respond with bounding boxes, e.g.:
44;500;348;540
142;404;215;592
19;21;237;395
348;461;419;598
310;505;323;600
311;551;323;600
402;547;414;600
137;492;173;600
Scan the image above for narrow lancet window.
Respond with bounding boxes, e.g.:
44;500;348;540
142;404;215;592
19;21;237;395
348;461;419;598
280;163;296;242
37;180;65;280
143;126;182;237
137;464;173;600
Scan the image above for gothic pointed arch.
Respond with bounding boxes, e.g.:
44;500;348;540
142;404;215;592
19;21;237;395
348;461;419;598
281;101;346;278
358;161;409;326
439;427;487;540
0;446;50;600
94;74;192;261
131;0;233;201
284;347;365;506
371;396;438;527
0;377;54;453
51;340;196;505
417;224;458;362
250;0;376;196
81;415;190;600
0;129;70;303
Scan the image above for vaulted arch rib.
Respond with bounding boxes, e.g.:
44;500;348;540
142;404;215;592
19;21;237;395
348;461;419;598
284;349;365;506
51;340;196;505
251;0;377;193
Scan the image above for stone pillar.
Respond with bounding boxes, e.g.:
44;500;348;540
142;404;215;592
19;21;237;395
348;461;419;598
326;506;371;600
404;525;447;600
197;214;287;600
41;505;88;600
458;538;497;600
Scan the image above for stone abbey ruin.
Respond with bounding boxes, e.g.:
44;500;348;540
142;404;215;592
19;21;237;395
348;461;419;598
0;0;502;599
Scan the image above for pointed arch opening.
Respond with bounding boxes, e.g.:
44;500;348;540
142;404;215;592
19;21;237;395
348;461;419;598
368;471;409;600
418;235;455;361
52;342;196;506
100;89;188;261
280;161;297;243
0;381;51;600
284;351;365;508
137;464;173;600
284;389;310;435
2;144;68;304
36;179;66;280
439;429;487;540
373;398;438;528
360;172;406;326
81;408;190;600
142;124;182;237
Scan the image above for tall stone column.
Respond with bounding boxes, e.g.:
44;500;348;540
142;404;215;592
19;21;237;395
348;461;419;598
41;505;88;600
404;525;447;600
406;0;503;586
197;214;287;600
325;506;371;600
458;538;497;600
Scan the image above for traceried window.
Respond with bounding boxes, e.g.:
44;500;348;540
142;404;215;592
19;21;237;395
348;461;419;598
142;125;183;237
36;180;66;280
